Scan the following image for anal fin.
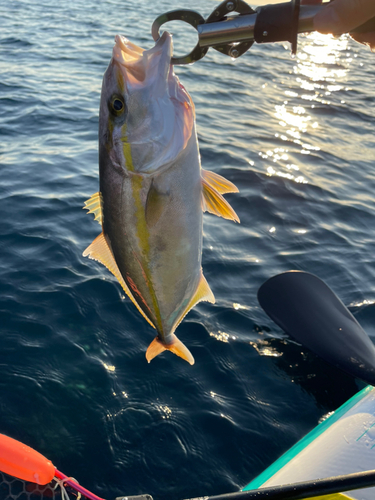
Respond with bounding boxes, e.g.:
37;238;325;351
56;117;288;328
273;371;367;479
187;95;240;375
146;334;195;365
201;177;240;223
83;192;103;225
83;232;155;330
172;271;215;333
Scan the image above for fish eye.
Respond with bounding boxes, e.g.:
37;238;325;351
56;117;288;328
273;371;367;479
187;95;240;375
113;98;123;111
110;96;125;114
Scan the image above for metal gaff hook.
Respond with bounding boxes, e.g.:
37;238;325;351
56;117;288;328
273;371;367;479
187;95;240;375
151;0;256;65
151;10;207;65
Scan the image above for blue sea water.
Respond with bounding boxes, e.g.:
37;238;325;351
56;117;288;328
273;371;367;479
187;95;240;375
1;0;375;499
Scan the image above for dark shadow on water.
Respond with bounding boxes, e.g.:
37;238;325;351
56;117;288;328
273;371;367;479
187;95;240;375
265;338;362;412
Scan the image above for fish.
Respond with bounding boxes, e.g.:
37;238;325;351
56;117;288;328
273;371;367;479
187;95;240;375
83;32;239;365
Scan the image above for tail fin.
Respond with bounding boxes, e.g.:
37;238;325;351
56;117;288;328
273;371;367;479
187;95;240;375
146;334;195;365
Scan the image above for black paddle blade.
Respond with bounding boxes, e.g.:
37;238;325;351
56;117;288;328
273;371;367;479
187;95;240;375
258;270;375;386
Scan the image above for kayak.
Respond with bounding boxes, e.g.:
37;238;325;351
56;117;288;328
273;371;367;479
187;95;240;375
243;384;375;500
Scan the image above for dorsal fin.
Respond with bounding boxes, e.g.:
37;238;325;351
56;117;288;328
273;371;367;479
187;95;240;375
201;169;239;194
83;232;156;330
83;192;103;225
201;177;240;223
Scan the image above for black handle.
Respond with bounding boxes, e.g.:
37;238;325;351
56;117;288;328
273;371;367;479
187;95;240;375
254;0;300;49
254;1;375;52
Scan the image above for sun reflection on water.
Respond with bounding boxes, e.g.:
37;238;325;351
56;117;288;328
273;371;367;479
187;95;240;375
260;32;351;184
250;340;283;358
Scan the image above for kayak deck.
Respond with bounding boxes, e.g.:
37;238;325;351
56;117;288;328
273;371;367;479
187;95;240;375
244;385;375;499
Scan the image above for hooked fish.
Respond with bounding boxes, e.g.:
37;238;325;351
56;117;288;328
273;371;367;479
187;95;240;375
83;32;239;365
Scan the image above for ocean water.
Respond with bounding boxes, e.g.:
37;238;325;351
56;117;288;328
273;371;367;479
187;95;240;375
1;0;375;499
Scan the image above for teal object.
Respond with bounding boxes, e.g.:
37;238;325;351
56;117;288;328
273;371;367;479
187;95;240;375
243;385;373;490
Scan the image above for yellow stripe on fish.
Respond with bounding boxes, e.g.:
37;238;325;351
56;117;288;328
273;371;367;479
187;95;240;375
129;173;164;334
120;124;165;333
120;123;135;173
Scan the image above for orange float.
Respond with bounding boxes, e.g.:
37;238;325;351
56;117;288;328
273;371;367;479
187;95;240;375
0;433;55;485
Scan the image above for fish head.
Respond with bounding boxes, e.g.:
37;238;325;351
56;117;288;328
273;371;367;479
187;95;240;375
99;32;194;175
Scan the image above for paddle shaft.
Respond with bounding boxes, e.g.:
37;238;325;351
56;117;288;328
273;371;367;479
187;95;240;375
56;466;375;500
185;469;375;500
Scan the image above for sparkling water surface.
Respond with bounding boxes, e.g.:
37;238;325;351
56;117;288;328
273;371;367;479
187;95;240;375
1;0;375;499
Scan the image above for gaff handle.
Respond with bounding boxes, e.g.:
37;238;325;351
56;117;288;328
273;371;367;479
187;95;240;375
254;0;300;54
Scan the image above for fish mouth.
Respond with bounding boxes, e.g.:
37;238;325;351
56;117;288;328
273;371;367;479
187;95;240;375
112;32;172;86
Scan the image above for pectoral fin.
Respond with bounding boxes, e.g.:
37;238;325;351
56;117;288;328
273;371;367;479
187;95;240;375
83;232;156;330
145;181;170;227
83;192;103;225
146;333;195;365
201;169;239;194
201;176;240;223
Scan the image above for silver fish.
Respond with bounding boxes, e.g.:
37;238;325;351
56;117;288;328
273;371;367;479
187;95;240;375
83;33;239;364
